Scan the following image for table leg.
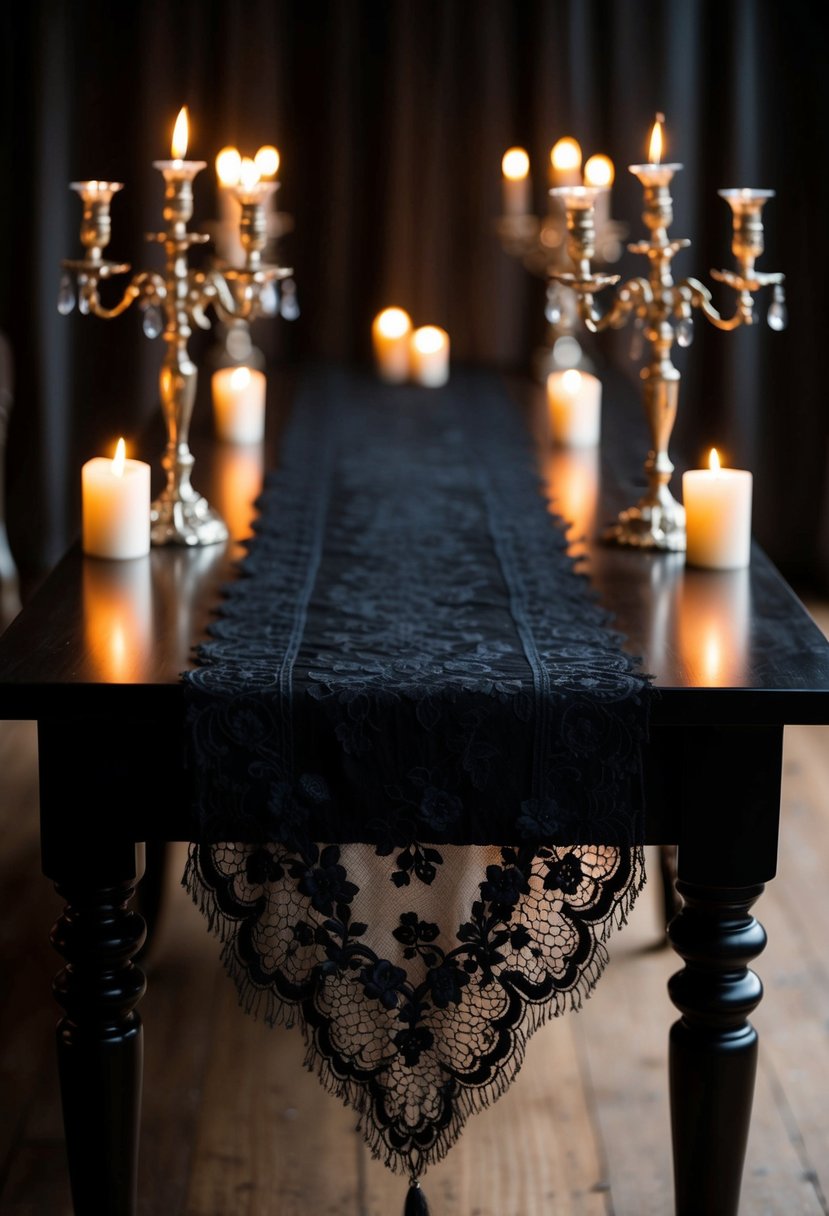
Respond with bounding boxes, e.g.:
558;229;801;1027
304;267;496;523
667;880;766;1216
48;859;147;1216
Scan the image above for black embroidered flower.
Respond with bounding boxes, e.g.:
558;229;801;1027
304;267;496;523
393;912;441;962
543;852;584;895
361;959;408;1009
516;797;564;841
480;864;530;916
419;786;463;831
298;845;359;914
245;847;283;886
393;1024;435;1067
297;773;330;805
427;961;470;1009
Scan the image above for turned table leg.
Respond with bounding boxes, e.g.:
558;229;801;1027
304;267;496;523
48;863;147;1216
667;880;766;1216
664;722;783;1216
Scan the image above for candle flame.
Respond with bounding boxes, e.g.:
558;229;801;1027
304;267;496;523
648;113;665;165
375;307;411;339
172;106;189;159
584;154;615;187
239;156;260;192
551;137;582;173
216;146;242;186
255;145;280;179
502;147;530;181
562;368;583;394
412;326;446;354
230;365;252;390
708;447;721;473
112;437;126;477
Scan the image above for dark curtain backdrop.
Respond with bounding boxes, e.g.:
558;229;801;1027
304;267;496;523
2;0;827;596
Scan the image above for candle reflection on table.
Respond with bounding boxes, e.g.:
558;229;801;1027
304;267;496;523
677;567;750;687
540;445;600;556
213;440;265;541
83;555;153;682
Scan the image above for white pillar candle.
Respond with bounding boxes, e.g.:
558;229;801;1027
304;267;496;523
372;307;412;383
501;147;531;216
211;365;267;443
546;368;602;447
682;448;753;569
82;439;151;560
410;325;450;387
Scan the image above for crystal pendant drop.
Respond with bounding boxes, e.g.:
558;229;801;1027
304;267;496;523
259;280;279;316
142;303;163;339
78;291;90;316
57;274;75;316
767;287;788;332
676;316;694;348
545;284;562;326
280;280;300;320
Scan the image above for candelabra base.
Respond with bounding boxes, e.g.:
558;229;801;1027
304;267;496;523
603;498;687;552
150;490;229;548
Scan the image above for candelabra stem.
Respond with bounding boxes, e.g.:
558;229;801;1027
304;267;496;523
150;337;227;546
604;324;686;551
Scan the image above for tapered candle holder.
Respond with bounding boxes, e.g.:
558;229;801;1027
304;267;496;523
548;116;786;552
58;110;294;547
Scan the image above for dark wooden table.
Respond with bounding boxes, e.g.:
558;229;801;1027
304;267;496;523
2;361;828;1216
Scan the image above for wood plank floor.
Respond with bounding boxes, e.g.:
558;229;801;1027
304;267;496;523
2;608;829;1216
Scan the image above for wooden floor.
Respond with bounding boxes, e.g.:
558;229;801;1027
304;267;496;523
2;613;829;1215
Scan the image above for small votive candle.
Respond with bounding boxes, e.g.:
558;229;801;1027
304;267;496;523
410;326;450;387
682;448;753;569
546;369;602;447
212;365;267;443
82;439;151;560
372;307;412;383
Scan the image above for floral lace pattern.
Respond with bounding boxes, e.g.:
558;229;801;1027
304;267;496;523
181;365;653;1177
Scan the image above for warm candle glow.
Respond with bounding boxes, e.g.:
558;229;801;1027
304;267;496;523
561;368;582;394
112;437;126;477
708;447;721;473
584;154;615;188
216;146;242;187
239;156;260;191
551;137;582;173
502;147;530;181
376;307;411;339
172;106;189;159
412;326;445;354
648;113;665;165
255;145;280;179
230;365;251;391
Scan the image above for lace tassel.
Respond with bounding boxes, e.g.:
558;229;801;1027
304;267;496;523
404;1178;430;1215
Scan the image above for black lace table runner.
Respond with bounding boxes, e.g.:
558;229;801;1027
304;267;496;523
181;364;653;1200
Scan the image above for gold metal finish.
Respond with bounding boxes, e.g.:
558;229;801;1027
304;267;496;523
548;167;784;552
61;156;293;547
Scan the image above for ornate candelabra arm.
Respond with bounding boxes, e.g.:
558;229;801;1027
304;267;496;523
64;269;167;322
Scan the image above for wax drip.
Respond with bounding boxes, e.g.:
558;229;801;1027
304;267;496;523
404;1178;430;1215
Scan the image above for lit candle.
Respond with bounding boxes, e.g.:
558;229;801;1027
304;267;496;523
215;145;245;267
82;439;151;560
546;369;602;447
682;448;753;569
629;112;682;189
501;147;531;216
211;365;267;443
372;307;413;383
550;137;582;189
584;153;614;232
410;326;450;388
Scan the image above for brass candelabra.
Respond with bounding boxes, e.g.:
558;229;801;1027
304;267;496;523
58;107;293;547
497;138;628;380
549;114;786;551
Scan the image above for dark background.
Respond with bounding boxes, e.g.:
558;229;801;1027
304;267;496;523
1;0;827;597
